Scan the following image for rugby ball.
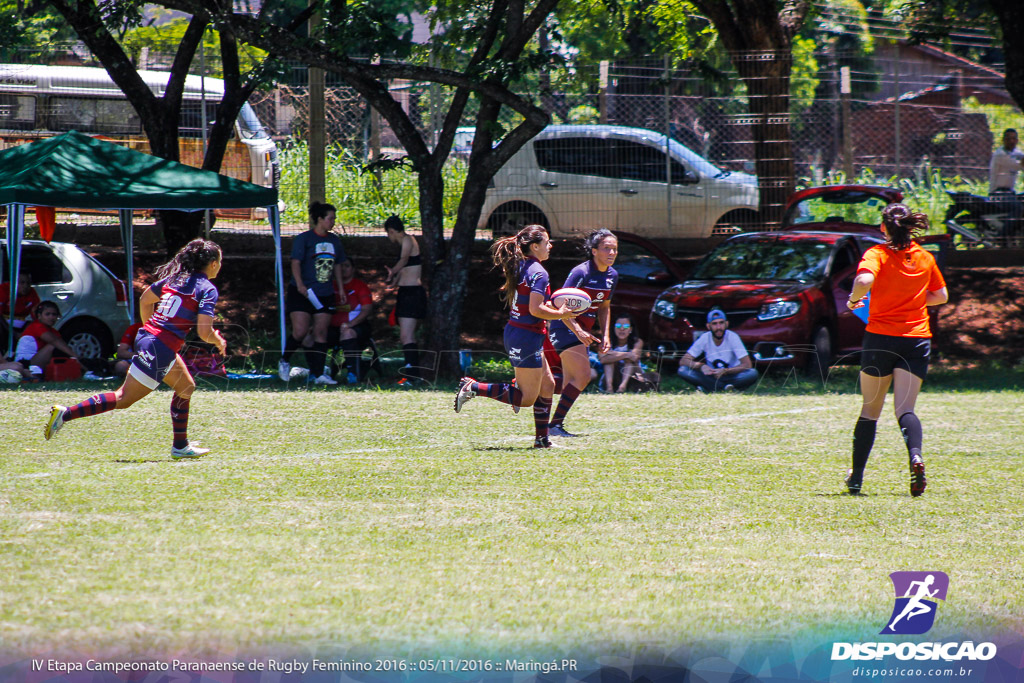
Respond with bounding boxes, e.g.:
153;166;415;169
551;287;592;314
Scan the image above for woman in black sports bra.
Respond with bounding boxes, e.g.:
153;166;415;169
384;215;427;382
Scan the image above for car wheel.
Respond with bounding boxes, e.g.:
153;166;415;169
801;325;833;382
714;209;760;235
488;202;549;237
60;318;114;359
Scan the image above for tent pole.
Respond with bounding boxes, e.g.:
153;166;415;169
119;209;135;321
269;204;286;355
4;203;25;359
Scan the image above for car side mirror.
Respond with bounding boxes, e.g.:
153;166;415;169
683;170;699;184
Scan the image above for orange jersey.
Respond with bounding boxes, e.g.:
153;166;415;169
858;243;946;337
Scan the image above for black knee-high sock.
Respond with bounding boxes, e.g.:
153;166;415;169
340;338;361;376
282;334;301;362
852;417;877;473
309;341;328;377
533;396;552;439
403;343;420;377
898;412;923;460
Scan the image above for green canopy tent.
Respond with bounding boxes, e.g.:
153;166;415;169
1;130;286;359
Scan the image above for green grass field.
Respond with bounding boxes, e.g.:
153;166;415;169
1;371;1022;662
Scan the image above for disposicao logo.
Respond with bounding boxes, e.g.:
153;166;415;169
881;571;948;635
831;570;997;663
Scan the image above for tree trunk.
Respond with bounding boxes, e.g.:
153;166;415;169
990;0;1024;113
736;52;796;227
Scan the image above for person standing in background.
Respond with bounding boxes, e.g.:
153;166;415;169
384;215;427;384
279;201;346;385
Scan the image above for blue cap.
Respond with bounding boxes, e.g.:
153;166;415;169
707;308;727;323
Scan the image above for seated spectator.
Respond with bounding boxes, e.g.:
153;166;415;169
304;257;375;382
598;313;644;393
331;257;375;382
113;321;145;377
14;300;78;379
0;272;41;349
0;359;31;382
677;308;759;393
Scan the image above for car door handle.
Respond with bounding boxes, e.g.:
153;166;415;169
619;189;638;195
52;290;74;300
540;182;558;188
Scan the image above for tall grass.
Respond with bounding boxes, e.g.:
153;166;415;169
277;141;468;232
800;166;991;236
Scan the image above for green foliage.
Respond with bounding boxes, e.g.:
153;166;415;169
962;97;1023;152
120;15;270;77
0;1;77;60
321;0;416;60
278;140;468;230
798;165;991;235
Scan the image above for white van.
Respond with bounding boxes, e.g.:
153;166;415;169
0;64;279;191
477;124;760;238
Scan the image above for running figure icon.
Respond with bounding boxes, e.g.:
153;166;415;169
888;574;938;631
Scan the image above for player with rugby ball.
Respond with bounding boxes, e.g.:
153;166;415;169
454;225;584;448
546;229;618;437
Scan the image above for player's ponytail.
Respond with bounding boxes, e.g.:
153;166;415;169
155;238;223;284
881;203;928;250
491;225;547;309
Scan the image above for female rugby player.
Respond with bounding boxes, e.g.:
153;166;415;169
845;203;948;496
454;225;582;448
44;239;228;459
546;229;617;436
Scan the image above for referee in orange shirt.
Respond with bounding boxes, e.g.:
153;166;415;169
845;203;948;497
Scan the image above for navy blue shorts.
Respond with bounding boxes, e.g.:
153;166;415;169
129;330;179;389
504;324;545;369
861;331;931;380
548;320;583;352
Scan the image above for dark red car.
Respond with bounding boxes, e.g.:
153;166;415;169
647;185;904;373
547;230;691;341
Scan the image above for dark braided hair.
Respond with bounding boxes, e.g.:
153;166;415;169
154;238;222;285
491;225;548;309
881;203;929;250
582;228;617;259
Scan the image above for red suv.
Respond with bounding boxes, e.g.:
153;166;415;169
648;185;903;374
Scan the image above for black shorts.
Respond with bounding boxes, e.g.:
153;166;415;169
286;284;333;316
861;331;931;380
395;285;428;319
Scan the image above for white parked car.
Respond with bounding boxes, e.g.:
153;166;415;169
476;124;760;238
2;240;132;358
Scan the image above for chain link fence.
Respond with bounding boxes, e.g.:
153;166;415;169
3;47;1019;239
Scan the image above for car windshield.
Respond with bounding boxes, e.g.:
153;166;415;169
786;190;888;226
690;239;833;282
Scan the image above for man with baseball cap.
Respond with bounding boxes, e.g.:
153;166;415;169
676;308;759;393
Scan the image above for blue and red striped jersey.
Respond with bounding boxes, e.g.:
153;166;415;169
143;273;219;352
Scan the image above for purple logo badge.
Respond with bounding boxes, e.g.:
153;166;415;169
881;571;949;635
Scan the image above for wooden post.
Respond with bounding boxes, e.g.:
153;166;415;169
599;61;609;124
841;66;854;181
308;11;326;204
